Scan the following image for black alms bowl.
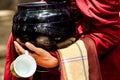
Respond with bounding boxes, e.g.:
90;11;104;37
12;1;76;51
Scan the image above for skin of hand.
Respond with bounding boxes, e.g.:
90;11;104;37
14;41;59;68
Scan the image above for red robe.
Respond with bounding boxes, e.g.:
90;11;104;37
4;0;120;80
76;0;120;80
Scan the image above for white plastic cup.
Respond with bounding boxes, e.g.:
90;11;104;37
10;50;37;78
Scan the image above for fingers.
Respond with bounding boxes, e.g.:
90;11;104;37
14;41;58;68
14;40;50;56
14;41;25;55
25;42;49;56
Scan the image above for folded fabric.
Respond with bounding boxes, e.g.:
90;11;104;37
57;40;89;80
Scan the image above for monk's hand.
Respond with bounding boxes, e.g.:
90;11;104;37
14;41;58;68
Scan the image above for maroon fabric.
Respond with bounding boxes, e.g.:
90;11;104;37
76;0;120;80
81;36;102;80
4;34;18;80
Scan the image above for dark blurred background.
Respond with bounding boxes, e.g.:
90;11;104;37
0;0;39;79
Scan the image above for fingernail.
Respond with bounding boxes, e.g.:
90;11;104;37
14;41;17;45
25;42;30;46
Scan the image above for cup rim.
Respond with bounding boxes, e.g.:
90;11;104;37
14;54;37;78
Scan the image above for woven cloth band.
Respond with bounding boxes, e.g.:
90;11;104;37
57;40;89;80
